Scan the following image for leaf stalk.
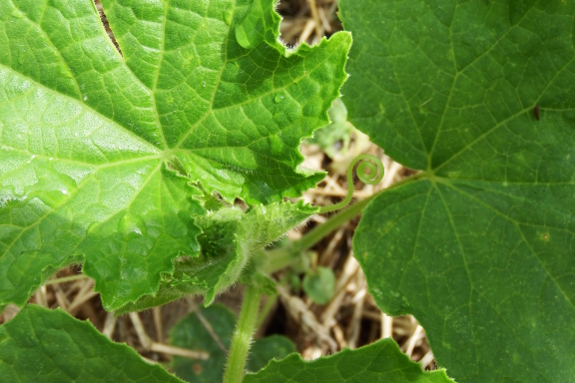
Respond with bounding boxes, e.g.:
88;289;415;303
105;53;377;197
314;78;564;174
264;171;426;274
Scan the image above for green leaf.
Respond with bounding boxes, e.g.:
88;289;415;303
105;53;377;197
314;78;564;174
243;338;454;383
0;304;183;382
302;266;335;305
169;304;296;383
341;0;575;381
170;304;235;383
117;201;316;313
235;0;280;50
246;335;297;373
99;0;350;203
306;99;354;159
0;0;350;310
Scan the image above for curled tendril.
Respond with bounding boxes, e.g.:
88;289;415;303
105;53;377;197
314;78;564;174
319;154;384;214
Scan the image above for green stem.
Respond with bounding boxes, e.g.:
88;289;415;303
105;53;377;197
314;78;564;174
264;195;375;274
264;172;425;274
299;194;376;251
223;285;261;383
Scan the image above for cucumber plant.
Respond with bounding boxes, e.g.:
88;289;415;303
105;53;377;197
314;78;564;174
0;0;573;382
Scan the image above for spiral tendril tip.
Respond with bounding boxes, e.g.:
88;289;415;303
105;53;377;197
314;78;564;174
318;154;384;214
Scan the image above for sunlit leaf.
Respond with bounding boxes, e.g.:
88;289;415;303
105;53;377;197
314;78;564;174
0;0;350;310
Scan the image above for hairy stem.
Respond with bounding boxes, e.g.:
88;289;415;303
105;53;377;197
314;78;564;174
222;285;261;383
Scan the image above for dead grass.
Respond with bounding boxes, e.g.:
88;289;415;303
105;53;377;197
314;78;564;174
0;0;436;373
277;0;340;46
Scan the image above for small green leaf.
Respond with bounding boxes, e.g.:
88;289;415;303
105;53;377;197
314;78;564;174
169;304;296;383
170;305;235;383
235;0;278;50
302;266;335;305
0;305;183;383
307;99;354;159
243;338;454;383
341;0;575;381
246;336;297;373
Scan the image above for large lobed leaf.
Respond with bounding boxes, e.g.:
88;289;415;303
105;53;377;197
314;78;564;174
243;338;454;383
340;0;575;382
0;0;350;310
0;304;184;382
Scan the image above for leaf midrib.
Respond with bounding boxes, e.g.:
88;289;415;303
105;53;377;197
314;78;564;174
366;171;575;311
149;0;171;150
5;0;347;172
423;2;535;169
430;41;575;173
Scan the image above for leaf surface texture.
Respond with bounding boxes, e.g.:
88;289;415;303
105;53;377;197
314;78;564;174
0;304;183;382
340;0;575;381
243;338;454;383
0;0;350;310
